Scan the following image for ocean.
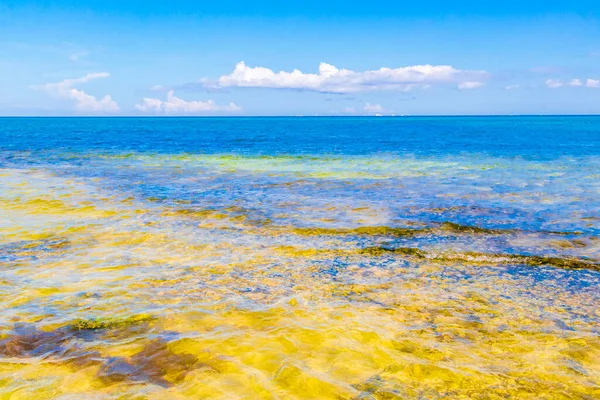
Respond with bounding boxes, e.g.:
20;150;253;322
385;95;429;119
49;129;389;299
1;116;599;398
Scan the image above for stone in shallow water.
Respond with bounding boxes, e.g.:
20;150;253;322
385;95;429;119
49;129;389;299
0;324;72;358
99;339;204;387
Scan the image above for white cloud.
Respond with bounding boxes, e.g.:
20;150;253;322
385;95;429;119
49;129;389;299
545;79;563;88
458;81;485;90
212;61;488;93
363;103;384;113
36;72;119;113
135;97;164;113
586;79;600;88
505;84;520;90
135;91;241;114
546;78;585;89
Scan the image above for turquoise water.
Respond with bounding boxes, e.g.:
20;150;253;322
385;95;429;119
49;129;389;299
0;117;599;399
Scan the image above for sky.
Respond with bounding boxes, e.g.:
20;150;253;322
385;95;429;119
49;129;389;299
1;1;599;116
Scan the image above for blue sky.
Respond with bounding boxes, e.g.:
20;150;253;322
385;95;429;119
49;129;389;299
1;1;599;115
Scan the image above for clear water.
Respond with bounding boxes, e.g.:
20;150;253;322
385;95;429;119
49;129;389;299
0;117;599;399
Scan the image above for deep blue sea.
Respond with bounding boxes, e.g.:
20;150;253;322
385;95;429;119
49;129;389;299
0;117;599;398
2;116;600;157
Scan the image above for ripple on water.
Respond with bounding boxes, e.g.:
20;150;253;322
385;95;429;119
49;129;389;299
0;151;599;399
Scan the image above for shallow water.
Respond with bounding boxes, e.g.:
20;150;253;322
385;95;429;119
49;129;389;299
0;117;599;399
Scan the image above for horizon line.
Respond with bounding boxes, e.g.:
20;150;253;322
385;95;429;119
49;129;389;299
2;114;600;118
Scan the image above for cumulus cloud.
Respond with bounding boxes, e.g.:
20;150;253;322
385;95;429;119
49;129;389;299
36;72;119;113
545;79;563;89
363;103;384;113
135;91;241;114
211;61;488;93
505;84;520;90
586;79;600;88
546;78;585;88
458;81;485;90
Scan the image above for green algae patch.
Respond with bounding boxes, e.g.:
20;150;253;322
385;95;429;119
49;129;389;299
549;239;588;249
360;246;600;271
161;208;230;220
287;222;584;239
359;247;427;258
514;255;599;270
70;314;156;331
438;222;506;235
353;226;417;237
276;244;599;271
290;227;353;236
291;226;417;237
430;251;599;270
290;222;517;238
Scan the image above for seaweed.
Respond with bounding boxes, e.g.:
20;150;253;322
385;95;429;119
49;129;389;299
360;246;600;271
0;324;73;358
359;247;427;258
291;226;417;237
437;221;505;235
0;317;205;387
288;222;572;238
70;314;156;331
98;339;206;386
0;314;156;359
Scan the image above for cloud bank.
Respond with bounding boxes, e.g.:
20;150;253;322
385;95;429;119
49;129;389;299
458;81;485;90
212;61;488;93
135;91;241;114
37;72;119;113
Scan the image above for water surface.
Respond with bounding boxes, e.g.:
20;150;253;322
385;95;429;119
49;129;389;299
1;117;599;399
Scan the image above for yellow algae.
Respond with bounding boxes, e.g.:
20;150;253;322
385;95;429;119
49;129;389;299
274;361;359;399
272;245;351;258
7;287;63;308
161;208;229;220
1;166;599;399
549;239;588;249
0;197;120;219
259;222;581;239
